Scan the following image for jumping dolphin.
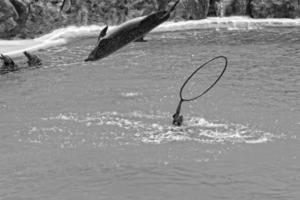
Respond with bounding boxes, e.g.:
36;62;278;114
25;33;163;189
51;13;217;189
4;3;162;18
84;0;179;62
23;51;42;67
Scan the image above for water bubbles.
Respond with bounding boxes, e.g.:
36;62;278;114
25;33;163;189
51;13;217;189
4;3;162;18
120;92;141;97
16;111;281;148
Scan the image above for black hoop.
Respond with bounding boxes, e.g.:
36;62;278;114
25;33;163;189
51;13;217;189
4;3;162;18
179;56;228;102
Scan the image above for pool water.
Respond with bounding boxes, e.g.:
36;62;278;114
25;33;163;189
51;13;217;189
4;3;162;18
0;27;299;199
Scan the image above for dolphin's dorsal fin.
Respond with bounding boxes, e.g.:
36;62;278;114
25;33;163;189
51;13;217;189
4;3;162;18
24;51;32;59
24;51;29;56
98;25;108;41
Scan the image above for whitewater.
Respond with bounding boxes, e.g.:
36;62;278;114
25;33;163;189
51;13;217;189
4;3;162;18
1;17;300;57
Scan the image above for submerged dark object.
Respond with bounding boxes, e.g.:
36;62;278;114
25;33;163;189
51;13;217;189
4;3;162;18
172;100;184;126
172;56;228;126
0;54;19;74
23;51;42;66
85;0;179;62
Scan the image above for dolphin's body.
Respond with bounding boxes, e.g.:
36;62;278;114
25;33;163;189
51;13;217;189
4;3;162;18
85;0;179;62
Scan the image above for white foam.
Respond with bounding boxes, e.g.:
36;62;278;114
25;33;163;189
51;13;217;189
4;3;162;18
155;16;300;32
0;25;101;57
120;92;141;97
1;17;299;57
18;111;282;147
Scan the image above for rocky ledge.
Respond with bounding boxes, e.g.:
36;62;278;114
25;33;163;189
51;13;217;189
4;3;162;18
0;0;299;39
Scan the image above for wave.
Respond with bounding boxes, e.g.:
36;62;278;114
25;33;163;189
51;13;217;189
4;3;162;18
1;16;300;57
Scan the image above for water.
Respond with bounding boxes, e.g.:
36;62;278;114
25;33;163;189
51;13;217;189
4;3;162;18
0;26;299;199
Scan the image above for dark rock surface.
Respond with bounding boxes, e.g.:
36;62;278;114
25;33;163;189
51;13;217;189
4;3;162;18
250;0;299;18
225;0;251;16
0;0;299;39
180;0;210;19
0;0;19;38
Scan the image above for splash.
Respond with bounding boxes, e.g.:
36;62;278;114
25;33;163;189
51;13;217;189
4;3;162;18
1;17;299;57
16;111;282;148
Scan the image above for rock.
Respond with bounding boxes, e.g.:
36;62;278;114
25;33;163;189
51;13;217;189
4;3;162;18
0;0;19;38
179;0;210;19
20;0;63;38
156;0;169;10
225;0;251;16
208;0;225;16
250;0;299;18
9;0;30;33
0;0;30;38
0;0;19;21
1;0;299;39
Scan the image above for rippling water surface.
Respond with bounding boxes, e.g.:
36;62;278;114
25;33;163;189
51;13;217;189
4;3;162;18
0;27;299;200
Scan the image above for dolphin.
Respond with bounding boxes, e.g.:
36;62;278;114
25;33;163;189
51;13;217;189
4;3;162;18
84;0;179;62
23;51;42;67
0;54;18;74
